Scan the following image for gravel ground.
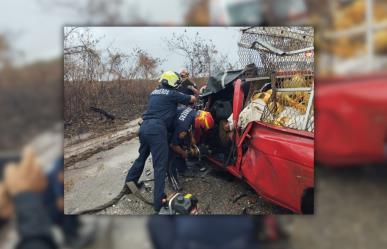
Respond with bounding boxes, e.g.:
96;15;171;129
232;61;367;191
98;162;289;215
65;137;288;215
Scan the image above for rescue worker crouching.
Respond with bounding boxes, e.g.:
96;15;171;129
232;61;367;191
124;71;196;213
169;107;214;181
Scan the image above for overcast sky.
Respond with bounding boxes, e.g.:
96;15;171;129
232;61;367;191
0;0;243;71
71;27;242;72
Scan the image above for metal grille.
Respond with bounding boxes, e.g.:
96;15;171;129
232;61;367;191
238;27;314;132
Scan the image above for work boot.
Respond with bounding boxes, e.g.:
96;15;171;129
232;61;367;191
126;181;153;205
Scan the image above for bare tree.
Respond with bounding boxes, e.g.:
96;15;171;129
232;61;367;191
64;27;103;83
64;27;105;122
165;31;237;77
132;48;163;80
211;54;240;73
165;31;216;77
106;49;130;81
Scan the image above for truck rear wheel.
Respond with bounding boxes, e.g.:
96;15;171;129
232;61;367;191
301;188;314;214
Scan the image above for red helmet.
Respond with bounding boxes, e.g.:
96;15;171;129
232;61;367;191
195;111;214;131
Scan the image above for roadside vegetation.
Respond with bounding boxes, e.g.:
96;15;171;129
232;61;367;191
63;27;237;138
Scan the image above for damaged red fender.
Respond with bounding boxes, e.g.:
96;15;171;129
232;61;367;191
240;122;314;213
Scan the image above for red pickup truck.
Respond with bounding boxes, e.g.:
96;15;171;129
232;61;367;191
200;72;314;214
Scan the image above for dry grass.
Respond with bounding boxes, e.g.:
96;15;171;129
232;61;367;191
64;79;157;137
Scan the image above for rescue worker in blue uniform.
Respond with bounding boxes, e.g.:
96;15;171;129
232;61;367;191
125;71;196;212
169;107;214;178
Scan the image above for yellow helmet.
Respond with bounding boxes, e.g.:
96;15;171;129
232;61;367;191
159;71;180;88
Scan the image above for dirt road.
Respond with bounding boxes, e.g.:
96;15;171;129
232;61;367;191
64;134;288;215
